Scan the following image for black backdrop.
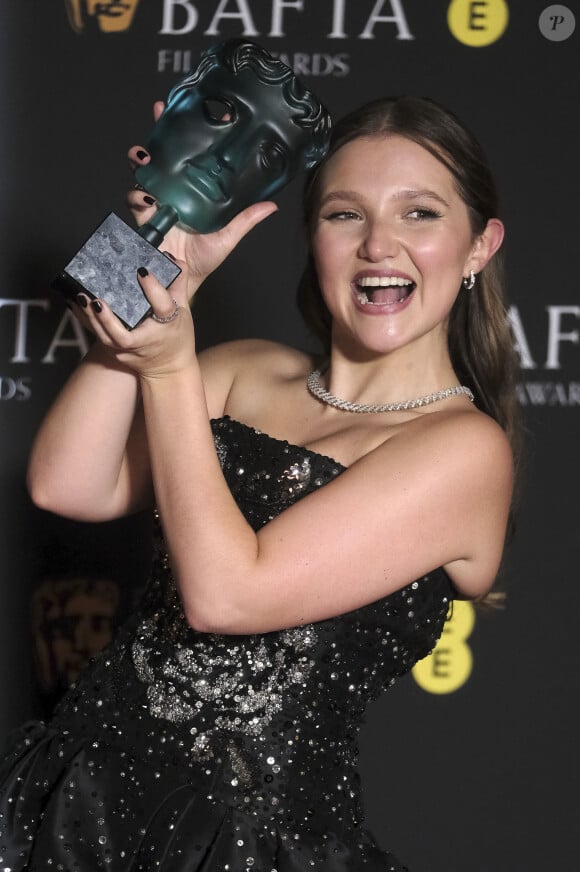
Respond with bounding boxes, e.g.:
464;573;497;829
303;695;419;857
1;2;578;870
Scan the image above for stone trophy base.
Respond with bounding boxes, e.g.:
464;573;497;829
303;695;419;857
53;212;181;330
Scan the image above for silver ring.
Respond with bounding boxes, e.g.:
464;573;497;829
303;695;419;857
151;300;179;324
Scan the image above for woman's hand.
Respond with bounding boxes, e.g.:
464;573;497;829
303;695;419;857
126;102;277;302
75;263;197;381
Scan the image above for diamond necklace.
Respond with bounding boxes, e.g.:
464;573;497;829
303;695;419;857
306;369;474;414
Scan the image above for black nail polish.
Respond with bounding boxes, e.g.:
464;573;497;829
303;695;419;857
137;267;149;278
76;294;88;308
91;300;102;314
136;150;149;160
143;195;156;205
162;250;177;262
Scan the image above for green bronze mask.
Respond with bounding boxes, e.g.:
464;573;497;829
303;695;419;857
135;40;331;238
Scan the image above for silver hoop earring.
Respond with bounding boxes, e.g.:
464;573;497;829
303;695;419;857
462;270;476;290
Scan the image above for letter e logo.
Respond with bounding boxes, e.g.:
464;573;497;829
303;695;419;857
447;0;509;46
412;600;475;694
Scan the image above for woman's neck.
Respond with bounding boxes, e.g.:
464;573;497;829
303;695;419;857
324;341;459;408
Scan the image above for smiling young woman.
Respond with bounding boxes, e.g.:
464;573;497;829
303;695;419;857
298;97;521;498
310;134;503;364
1;95;521;871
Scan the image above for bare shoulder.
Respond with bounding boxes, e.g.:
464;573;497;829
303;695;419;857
382;406;514;506
199;339;311;417
199;338;310;378
450;408;512;487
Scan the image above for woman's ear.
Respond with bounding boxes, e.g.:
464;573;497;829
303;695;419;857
468;218;505;275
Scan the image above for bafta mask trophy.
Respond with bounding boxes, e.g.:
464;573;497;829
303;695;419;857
54;39;332;329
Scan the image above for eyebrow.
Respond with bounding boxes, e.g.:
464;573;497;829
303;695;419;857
319;188;450;208
394;188;450;207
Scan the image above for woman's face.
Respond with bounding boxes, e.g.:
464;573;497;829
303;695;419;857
311;134;495;360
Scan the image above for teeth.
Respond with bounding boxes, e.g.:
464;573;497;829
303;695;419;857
357;276;412;287
354;276;414;306
354;290;410;305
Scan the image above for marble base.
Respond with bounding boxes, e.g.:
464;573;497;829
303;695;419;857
55;212;181;329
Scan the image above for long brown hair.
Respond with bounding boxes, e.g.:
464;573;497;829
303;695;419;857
297;97;522;594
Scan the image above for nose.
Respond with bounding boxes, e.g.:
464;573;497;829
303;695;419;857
213;126;254;173
358;218;400;262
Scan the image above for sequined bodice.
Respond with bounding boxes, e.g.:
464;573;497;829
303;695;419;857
52;416;453;851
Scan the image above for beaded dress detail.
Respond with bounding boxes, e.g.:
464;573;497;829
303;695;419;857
0;417;453;872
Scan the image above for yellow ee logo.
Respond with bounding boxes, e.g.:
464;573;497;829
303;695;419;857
412;600;475;694
448;0;509;46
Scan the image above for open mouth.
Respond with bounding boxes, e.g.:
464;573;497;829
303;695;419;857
354;276;415;306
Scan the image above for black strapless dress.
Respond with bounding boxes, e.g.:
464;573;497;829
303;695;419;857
0;417;453;871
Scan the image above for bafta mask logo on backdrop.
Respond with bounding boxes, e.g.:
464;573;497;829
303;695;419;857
31;576;120;698
65;0;141;34
447;0;509;46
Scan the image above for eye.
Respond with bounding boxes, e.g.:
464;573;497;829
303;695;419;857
203;97;235;125
323;210;361;222
259;141;287;174
407;207;442;220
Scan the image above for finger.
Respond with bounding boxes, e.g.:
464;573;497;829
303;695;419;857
126;188;158;226
126;188;156;210
126;100;164;170
70;294;96;335
75;295;124;347
128;145;151;170
137;267;182;320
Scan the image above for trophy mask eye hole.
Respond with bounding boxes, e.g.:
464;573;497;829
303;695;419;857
259;141;288;175
203;97;235;125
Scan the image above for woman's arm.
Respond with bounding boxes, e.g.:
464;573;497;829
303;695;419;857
27;342;153;521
